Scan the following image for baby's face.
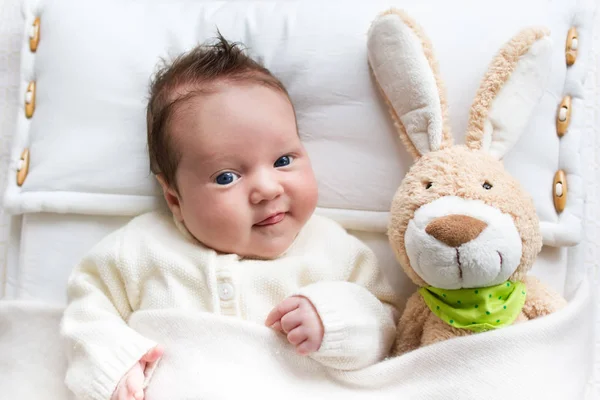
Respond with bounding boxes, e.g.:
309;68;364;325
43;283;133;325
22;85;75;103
163;84;318;259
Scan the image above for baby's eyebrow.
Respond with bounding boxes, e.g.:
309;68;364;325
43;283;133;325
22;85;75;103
194;152;237;169
189;147;225;163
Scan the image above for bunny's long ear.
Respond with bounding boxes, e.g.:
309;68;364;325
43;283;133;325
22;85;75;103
466;28;552;160
367;9;453;160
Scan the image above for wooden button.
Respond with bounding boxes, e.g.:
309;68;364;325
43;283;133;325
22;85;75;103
566;27;578;66
16;149;30;187
29;17;40;52
553;170;567;213
25;81;36;119
556;96;571;137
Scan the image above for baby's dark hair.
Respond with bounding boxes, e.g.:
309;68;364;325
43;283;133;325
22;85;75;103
147;33;291;192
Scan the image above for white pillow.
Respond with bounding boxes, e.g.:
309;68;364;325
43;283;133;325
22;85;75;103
3;0;596;248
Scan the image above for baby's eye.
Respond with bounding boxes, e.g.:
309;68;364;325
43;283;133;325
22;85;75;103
215;171;240;185
274;155;294;168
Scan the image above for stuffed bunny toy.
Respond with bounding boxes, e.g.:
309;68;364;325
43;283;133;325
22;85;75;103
367;9;567;355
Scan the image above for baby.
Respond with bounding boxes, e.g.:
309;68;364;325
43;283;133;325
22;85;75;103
61;35;399;400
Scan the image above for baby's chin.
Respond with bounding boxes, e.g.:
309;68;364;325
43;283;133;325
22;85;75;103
239;230;300;260
193;212;306;259
198;229;297;260
240;237;296;260
242;216;303;259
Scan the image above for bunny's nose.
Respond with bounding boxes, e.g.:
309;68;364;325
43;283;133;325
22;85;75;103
425;215;488;247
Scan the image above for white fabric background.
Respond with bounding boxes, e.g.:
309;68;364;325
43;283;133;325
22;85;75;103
0;0;598;396
586;3;600;396
0;0;22;295
1;0;589;252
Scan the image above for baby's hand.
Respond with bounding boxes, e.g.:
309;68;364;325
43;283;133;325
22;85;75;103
265;296;324;355
111;345;163;400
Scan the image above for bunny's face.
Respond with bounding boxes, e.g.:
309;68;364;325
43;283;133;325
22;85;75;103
388;146;541;289
368;10;550;289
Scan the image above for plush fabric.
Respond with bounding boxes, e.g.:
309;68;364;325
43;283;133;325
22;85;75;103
467;29;552;159
368;10;450;157
367;10;567;354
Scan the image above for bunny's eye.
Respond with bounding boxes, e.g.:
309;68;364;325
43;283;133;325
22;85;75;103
425;182;433;190
482;181;493;190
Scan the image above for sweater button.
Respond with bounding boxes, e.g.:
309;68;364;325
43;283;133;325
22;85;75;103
218;282;234;301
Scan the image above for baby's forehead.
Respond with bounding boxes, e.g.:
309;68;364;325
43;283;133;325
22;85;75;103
171;81;293;123
163;83;220;133
168;83;297;150
168;81;275;122
167;76;286;104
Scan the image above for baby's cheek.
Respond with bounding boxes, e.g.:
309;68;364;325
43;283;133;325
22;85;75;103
304;181;319;208
300;170;319;203
184;198;220;232
297;188;318;223
205;201;241;229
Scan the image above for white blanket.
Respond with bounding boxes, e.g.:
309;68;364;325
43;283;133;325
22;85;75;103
0;280;592;400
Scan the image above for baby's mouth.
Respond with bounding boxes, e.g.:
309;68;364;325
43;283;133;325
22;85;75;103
255;212;286;227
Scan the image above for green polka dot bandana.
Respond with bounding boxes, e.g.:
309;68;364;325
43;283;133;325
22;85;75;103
419;281;526;333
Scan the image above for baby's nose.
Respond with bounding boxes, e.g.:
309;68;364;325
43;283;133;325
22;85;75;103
425;215;488;247
250;177;284;204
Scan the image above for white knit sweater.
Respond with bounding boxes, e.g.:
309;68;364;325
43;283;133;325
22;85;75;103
60;211;399;400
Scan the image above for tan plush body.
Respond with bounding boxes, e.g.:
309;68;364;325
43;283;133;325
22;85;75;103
396;276;566;354
367;10;567;355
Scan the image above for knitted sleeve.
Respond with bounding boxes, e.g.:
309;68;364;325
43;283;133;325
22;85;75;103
61;229;158;400
295;228;399;370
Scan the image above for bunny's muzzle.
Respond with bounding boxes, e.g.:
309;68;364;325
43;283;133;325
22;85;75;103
404;196;523;289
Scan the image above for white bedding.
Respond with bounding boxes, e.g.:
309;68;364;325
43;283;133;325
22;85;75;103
0;284;593;400
0;0;598;398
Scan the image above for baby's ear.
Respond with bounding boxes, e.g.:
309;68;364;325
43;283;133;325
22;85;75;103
466;28;552;160
156;174;183;221
367;9;453;161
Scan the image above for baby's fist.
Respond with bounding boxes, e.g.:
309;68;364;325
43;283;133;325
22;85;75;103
265;296;324;355
111;345;163;400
